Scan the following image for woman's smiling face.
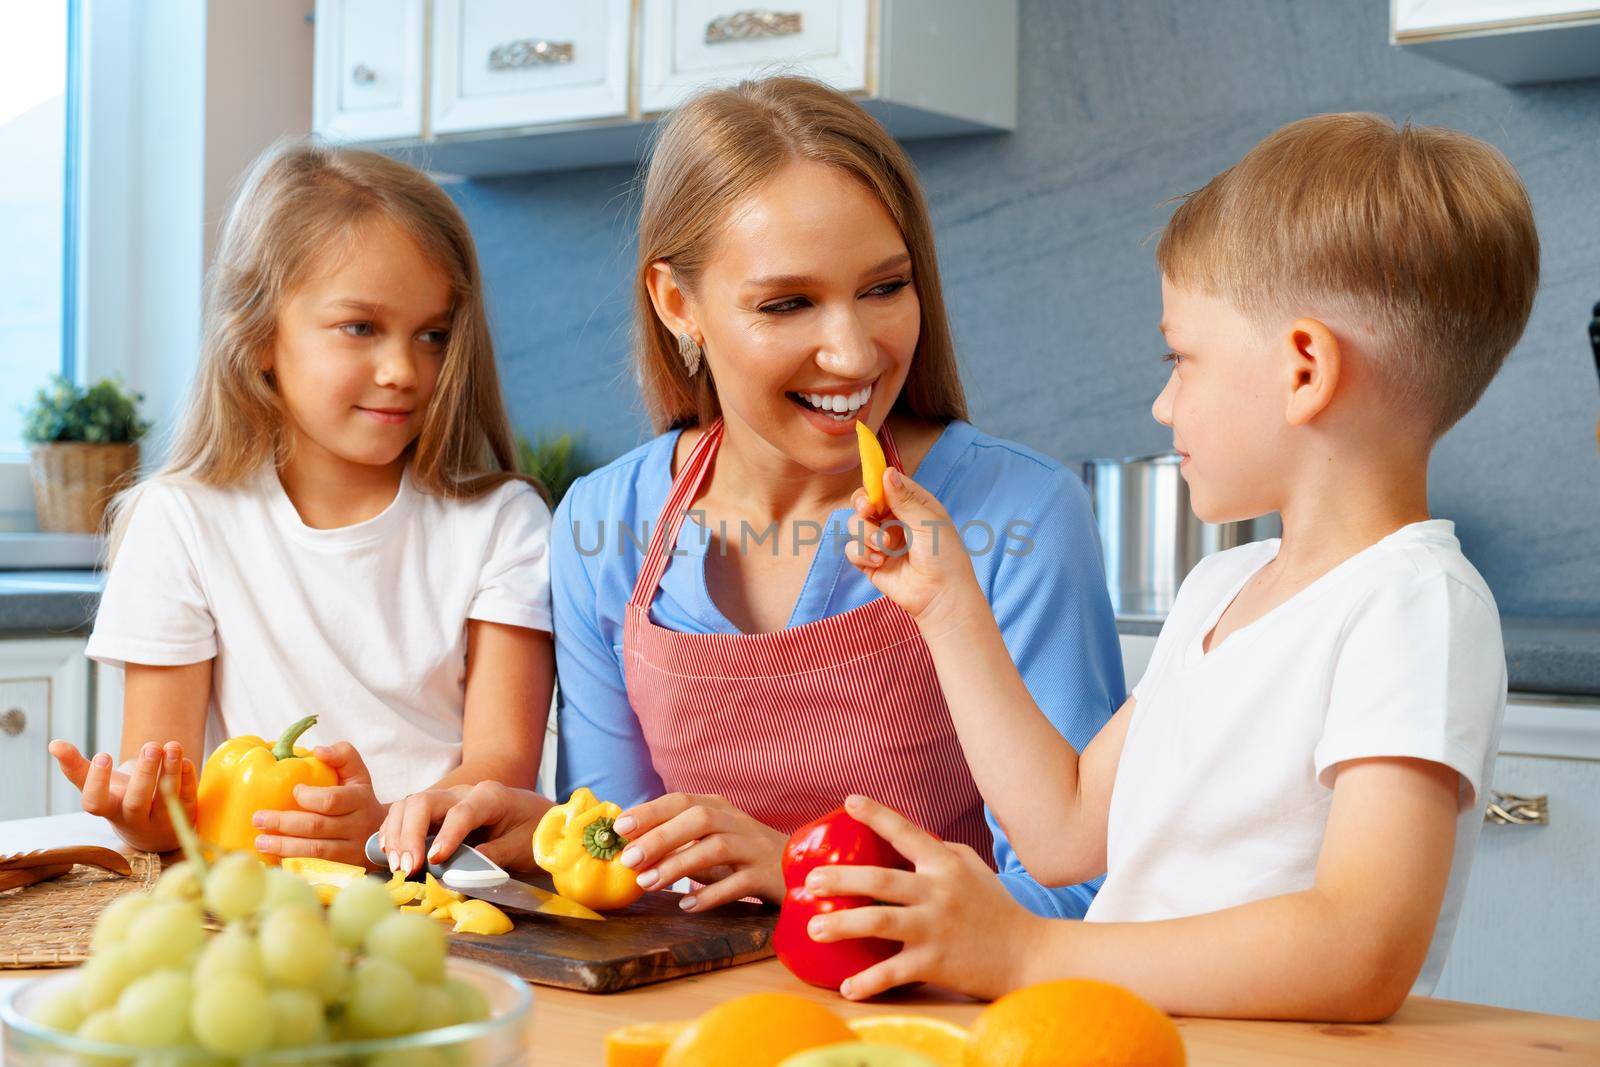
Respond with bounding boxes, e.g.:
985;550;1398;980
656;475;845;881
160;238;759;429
661;159;921;474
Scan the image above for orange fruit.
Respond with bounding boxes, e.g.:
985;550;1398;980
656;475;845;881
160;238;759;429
966;980;1184;1067
848;1015;969;1066
605;1019;690;1067
661;992;854;1067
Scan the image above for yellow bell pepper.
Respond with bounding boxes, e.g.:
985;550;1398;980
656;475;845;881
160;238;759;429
196;715;338;864
533;788;645;912
856;419;888;510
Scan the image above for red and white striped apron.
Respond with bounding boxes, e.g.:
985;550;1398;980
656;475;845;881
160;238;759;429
622;418;994;861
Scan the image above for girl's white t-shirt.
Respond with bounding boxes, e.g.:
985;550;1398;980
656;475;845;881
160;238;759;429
1085;520;1505;995
86;465;553;799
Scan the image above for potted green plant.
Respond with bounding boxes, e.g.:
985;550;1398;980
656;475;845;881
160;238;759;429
22;375;150;534
515;430;599;507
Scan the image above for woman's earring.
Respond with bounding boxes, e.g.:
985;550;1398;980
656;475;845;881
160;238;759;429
676;333;703;377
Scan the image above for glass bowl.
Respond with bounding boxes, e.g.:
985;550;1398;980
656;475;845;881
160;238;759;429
1;957;532;1066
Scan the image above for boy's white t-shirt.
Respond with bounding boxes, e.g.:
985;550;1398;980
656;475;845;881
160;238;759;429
1085;520;1505;995
86;465;553;799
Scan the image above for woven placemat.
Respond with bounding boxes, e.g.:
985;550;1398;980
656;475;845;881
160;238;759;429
0;852;163;968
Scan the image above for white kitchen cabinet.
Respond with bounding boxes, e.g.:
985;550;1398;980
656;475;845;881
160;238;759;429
1392;1;1600;83
430;0;631;134
313;0;1017;177
313;0;427;141
0;639;89;821
1434;749;1600;1021
640;0;870;113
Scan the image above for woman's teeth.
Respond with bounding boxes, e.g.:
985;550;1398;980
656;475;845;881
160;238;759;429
794;384;873;420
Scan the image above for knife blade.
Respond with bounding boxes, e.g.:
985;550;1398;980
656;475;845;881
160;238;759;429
453;877;606;922
362;831;605;921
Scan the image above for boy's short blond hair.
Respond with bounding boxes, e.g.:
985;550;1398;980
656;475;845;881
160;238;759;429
1157;113;1539;437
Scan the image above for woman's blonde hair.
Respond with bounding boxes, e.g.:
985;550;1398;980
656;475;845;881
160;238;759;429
109;138;535;552
634;76;968;433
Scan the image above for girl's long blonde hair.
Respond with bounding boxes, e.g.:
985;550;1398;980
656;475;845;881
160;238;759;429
635;76;968;433
109;138;535;554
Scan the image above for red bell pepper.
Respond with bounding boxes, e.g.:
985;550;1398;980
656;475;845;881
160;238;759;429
774;806;914;991
781;806;912;889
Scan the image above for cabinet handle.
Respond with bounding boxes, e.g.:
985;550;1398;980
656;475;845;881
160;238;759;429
0;707;23;737
488;38;575;70
351;63;377;85
1485;791;1548;826
706;9;804;44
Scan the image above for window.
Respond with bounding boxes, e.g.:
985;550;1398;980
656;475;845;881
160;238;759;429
0;0;74;456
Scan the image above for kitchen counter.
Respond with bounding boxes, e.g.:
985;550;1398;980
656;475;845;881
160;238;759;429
3;813;1599;1066
0;570;101;635
1119;614;1600;698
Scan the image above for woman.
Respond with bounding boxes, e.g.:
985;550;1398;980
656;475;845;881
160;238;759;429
381;77;1123;919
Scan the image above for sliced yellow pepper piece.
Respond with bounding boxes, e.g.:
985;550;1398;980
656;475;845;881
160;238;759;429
424;872;465;911
448;899;513;936
283;857;367;907
385;872;424;906
400;901;434;916
533;787;645;912
856;420;887;510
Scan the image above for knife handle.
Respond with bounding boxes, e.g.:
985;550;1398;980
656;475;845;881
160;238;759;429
361;832;508;889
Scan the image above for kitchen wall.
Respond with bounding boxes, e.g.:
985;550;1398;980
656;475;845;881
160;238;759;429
449;0;1600;620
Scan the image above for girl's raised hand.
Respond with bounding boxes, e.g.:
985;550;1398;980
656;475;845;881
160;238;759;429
846;467;985;633
251;741;388;867
48;738;198;853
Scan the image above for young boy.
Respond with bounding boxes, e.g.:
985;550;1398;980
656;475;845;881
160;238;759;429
823;113;1540;1021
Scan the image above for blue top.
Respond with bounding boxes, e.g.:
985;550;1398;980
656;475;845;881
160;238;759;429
551;419;1125;918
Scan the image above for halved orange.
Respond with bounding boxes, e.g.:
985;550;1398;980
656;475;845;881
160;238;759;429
848;1014;969;1066
605;1019;690;1067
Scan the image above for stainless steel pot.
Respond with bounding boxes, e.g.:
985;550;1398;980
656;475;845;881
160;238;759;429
1080;452;1280;619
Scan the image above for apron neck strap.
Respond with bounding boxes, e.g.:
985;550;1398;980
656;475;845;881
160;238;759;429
628;417;907;610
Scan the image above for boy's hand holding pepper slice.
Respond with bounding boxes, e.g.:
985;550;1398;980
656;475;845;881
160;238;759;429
846;456;985;637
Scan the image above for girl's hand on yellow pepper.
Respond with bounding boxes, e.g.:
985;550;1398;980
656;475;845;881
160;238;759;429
251;742;387;867
612;793;788;912
48;739;198;854
798;794;1041;1002
380;781;549;877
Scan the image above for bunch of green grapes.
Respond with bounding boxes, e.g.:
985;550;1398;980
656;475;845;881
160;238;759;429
27;806;492;1065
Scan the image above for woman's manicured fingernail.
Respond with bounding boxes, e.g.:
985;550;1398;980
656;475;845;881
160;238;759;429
92;753;111;767
887;469;902;487
401;852;413;874
388;851;400;872
809;918;828;939
679;895;697;911
252;813;267;829
142;743;159;761
806;873;823;892
255;836;270;852
846;795;864;811
613;816;636;835
636;869;659;889
841;979;855;997
619;847;642;868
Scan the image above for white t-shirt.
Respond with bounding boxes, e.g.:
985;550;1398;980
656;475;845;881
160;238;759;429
87;464;553;799
1085;520;1505;995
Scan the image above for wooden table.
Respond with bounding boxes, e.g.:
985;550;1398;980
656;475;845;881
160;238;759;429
5;814;1599;1066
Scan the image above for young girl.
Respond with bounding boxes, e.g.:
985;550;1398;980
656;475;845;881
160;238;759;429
48;139;553;869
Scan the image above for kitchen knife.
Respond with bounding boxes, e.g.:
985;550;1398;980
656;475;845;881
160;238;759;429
362;832;605;921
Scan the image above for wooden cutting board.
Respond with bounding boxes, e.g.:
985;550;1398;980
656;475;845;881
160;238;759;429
442;873;779;994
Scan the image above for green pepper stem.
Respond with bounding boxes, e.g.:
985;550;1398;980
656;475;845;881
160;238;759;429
583;817;627;861
272;714;320;761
